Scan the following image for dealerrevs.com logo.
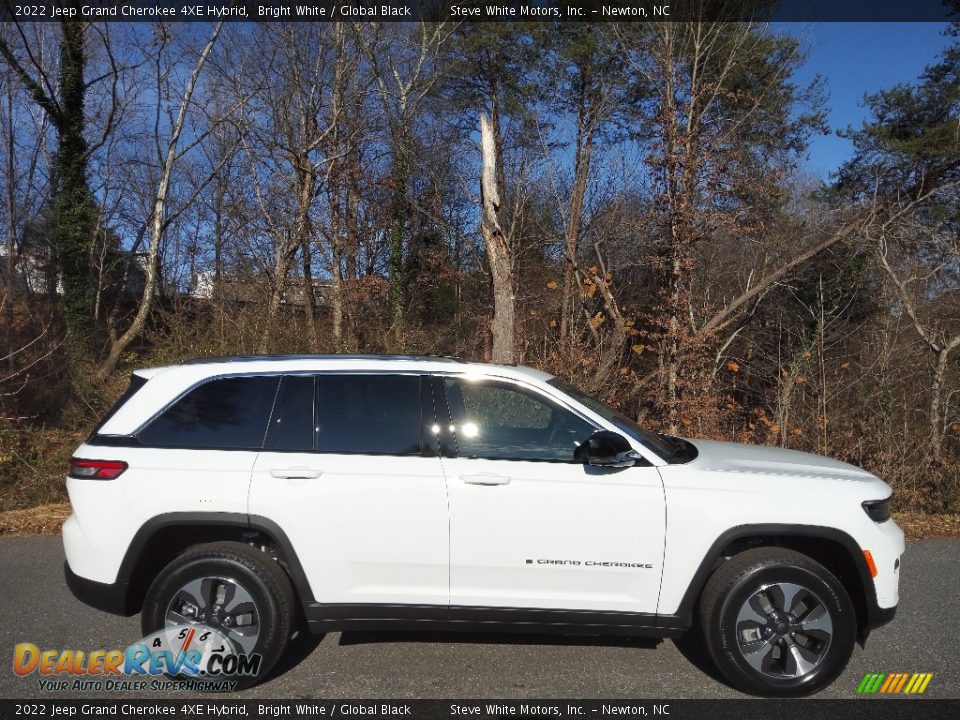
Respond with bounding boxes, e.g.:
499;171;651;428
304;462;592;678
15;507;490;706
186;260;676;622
13;625;261;692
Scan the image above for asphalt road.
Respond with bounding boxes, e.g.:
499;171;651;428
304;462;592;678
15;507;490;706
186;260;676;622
0;536;957;700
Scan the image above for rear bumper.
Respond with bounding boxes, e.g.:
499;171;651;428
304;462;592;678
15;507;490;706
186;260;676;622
64;562;132;616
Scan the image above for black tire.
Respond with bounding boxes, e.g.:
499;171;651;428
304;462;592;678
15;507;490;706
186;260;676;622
142;541;296;690
699;547;856;697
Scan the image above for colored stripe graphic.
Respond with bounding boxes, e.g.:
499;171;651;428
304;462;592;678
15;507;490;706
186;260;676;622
857;672;933;695
857;673;884;694
892;673;909;693
905;673;934;694
879;674;896;693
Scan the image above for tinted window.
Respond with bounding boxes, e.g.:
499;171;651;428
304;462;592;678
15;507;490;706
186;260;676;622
547;378;677;460
266;376;315;452
315;375;423;455
139;376;280;450
444;378;596;462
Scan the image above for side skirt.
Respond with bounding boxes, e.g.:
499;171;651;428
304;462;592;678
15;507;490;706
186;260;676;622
303;603;687;638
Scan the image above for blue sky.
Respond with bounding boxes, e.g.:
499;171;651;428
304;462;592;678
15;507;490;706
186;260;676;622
776;22;954;178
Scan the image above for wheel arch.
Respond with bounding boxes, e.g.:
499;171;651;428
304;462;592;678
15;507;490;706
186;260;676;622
674;524;877;642
117;512;313;615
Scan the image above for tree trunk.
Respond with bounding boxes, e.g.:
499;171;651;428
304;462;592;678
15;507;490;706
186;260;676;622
4;87;15;372
55;19;95;345
560;109;594;344
480;112;514;364
259;233;297;354
388;128;411;342
343;175;359;350
929;339;960;464
301;233;319;352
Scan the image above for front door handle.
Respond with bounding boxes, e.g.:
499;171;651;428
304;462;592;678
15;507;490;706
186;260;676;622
460;472;511;486
269;467;322;480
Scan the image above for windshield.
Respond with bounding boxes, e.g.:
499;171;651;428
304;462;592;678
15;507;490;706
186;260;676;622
547;378;677;460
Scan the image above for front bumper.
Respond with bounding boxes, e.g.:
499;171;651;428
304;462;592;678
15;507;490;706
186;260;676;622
868;603;897;630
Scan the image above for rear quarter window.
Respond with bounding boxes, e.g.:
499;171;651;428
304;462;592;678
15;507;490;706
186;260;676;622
138;375;280;450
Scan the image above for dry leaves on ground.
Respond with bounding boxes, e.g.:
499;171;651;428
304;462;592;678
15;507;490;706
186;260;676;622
0;502;71;537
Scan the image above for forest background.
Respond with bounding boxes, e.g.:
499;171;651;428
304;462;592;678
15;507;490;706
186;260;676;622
1;13;958;524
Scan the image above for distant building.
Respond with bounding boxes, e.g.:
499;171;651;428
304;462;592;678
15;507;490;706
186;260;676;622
188;270;334;307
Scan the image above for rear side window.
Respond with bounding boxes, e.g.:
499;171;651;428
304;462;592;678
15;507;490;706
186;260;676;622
266;375;315;452
315;374;422;455
139;376;280;450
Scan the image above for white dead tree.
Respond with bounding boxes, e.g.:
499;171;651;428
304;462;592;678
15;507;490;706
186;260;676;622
480;111;514;364
96;23;224;380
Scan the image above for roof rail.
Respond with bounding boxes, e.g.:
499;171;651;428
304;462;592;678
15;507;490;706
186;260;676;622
183;353;466;365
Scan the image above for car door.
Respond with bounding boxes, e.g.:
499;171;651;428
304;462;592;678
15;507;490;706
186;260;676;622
435;375;665;614
248;373;449;607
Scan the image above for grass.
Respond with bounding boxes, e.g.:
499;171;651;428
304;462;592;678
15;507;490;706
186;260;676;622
1;503;958;540
0;502;71;537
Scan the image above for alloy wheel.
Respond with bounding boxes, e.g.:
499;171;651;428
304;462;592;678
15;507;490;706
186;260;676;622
164;576;261;654
734;581;834;679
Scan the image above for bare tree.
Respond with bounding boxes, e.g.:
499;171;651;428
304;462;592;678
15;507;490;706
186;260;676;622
363;21;453;340
480;111;515;364
96;23;224;379
236;24;347;353
874;192;960;464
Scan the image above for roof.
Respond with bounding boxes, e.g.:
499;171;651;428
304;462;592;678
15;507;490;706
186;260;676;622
184;353;465;365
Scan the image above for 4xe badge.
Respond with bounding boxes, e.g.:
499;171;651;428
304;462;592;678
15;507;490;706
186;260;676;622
13;625;261;692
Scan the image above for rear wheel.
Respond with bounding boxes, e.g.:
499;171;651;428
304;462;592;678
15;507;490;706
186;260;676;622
699;548;856;696
142;541;296;690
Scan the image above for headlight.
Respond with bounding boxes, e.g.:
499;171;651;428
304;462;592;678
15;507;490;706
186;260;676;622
862;497;891;523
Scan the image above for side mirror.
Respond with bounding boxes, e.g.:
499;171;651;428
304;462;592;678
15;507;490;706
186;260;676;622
574;430;638;468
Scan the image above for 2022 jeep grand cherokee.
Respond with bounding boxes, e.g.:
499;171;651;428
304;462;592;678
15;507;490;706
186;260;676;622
63;354;903;695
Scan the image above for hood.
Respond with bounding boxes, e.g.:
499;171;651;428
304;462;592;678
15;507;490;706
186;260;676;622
686;438;878;483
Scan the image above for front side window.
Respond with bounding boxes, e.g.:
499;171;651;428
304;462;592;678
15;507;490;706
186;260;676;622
139;375;280;450
315;374;423;455
547;377;691;462
443;378;596;462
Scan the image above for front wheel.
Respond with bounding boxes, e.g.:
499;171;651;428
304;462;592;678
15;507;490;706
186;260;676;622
699;548;856;697
142;541;296;690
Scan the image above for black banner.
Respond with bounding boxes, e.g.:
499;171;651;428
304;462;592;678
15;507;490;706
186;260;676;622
0;700;959;720
0;0;957;23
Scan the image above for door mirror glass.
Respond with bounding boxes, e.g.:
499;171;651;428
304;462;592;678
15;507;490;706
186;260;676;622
574;430;638;468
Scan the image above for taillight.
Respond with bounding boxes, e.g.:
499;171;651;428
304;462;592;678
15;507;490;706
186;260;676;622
68;458;128;480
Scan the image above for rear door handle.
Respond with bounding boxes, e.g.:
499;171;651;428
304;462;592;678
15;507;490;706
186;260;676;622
460;472;511;486
269;467;322;480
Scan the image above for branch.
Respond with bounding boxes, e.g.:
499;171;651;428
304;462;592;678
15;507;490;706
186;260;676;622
0;33;62;124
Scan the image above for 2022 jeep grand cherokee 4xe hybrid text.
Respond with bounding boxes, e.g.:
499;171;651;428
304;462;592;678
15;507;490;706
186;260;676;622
63;354;904;695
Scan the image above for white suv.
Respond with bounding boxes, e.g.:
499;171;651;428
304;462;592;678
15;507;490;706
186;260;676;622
63;355;903;695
